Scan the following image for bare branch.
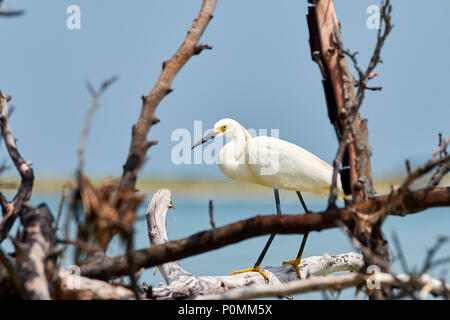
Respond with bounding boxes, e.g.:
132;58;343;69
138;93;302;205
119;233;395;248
420;236;449;275
78;76;118;173
338;0;393;104
142;189;363;299
118;0;217;193
392;232;410;274
0;92;34;243
209;200;216;229
386;138;450;214
197;272;450;300
327;0;393;206
428;134;450;188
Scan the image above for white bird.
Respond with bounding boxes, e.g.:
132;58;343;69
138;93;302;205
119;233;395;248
192;118;343;281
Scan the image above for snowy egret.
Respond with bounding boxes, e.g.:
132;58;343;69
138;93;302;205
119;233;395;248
192;118;342;281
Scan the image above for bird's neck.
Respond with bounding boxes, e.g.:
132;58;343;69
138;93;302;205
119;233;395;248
221;129;248;163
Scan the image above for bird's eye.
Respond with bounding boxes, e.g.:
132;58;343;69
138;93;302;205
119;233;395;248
221;125;227;132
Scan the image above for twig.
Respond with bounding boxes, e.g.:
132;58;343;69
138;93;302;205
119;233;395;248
54;268;135;300
387;138;450;214
328;0;393;206
420;236;449;274
339;0;393;107
15;204;56;299
0;247;29;299
337;221;449;300
197;272;450;300
208;200;216;229
56;238;97;254
54;184;68;231
391;232;410;274
78;76;118;173
122;226;141;300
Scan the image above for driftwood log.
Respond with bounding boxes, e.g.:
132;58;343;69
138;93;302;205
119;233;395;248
143;189;364;299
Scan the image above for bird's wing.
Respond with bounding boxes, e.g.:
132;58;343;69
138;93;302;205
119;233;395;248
245;136;341;195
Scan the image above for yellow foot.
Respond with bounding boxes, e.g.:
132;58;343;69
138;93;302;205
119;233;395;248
282;258;302;279
230;265;269;282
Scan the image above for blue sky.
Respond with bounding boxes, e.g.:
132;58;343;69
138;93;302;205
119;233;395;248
1;0;449;181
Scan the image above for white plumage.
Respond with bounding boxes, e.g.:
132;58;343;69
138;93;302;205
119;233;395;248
214;118;342;195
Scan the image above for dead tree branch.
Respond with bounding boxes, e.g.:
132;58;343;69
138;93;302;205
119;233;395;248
79;187;450;280
208;200;216;229
0;0;24;17
0;92;34;243
117;0;217;194
385;138;450;216
14;204;56;299
147;252;363;300
65;0;217;265
333;0;392;205
0;247;28;299
427;134;450;188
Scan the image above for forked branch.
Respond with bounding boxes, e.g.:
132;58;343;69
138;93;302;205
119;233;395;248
118;0;217;193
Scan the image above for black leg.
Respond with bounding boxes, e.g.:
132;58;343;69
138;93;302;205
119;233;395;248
296;191;309;213
253;187;281;268
295;191;311;260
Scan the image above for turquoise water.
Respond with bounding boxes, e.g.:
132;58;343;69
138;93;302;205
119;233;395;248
3;191;449;300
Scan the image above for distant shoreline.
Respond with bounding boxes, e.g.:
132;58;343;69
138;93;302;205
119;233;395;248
1;173;447;197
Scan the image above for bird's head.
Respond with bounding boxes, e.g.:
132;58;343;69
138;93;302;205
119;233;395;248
192;118;249;149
